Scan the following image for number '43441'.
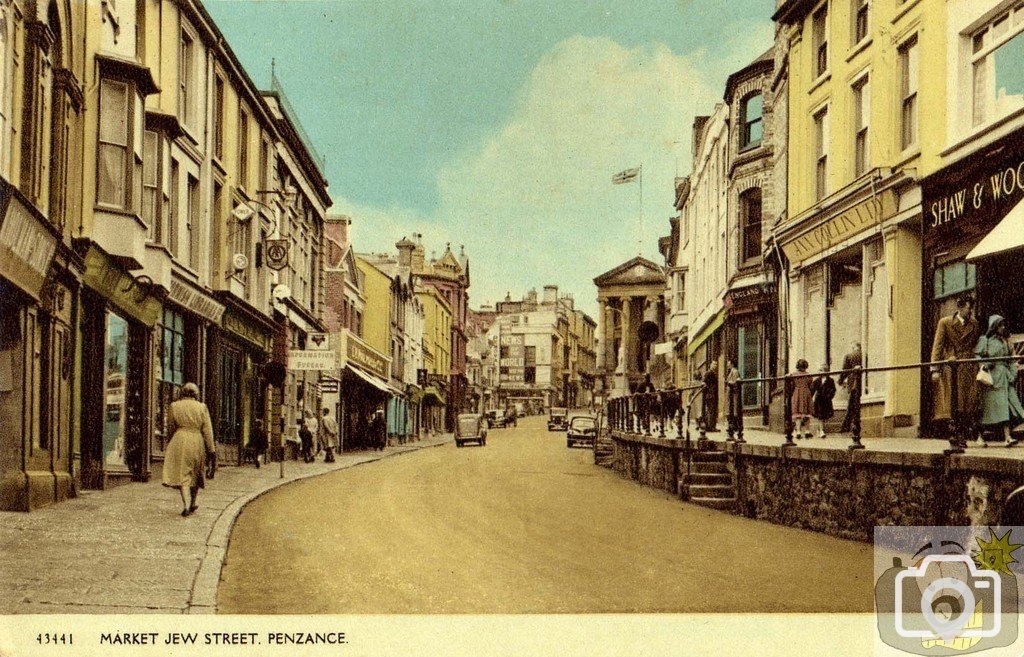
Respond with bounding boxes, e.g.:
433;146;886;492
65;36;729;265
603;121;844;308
36;633;72;645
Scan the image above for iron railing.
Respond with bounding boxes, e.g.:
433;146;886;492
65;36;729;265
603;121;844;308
605;355;1024;455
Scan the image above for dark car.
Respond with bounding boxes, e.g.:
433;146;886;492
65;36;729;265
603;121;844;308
455;413;487;447
567;416;597;448
547;407;568;431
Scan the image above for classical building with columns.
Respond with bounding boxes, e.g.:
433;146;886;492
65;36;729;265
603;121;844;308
594;258;667;396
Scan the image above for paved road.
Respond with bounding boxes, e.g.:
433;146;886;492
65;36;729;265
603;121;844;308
218;416;874;613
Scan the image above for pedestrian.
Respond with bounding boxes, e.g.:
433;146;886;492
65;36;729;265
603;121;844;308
702;366;719;432
810;365;836;439
725;360;741;435
838;342;863;433
975;315;1024;447
161;383;216;517
790;359;813;439
321;407;338;463
930;294;980;436
299;415;314;463
370;409;387;451
247;419;268;468
304;409;319;457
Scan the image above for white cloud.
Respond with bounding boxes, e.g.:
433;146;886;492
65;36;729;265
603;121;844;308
345;36;740;316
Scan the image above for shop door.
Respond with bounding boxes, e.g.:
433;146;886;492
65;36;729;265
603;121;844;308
217;347;244;462
738;324;761;409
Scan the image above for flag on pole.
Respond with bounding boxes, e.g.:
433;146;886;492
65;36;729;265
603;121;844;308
612;167;640;185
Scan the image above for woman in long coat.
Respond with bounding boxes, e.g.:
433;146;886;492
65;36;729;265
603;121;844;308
162;383;216;516
975;315;1024;445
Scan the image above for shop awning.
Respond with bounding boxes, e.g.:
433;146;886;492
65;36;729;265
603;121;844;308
967;198;1024;262
345;364;391;395
422;387;446;406
687;308;727;357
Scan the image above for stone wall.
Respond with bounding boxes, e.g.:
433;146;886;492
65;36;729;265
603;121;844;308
610;432;684;495
607;431;1024;542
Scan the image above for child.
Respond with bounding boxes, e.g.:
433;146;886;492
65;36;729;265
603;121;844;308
791;359;813;439
810;365;836;439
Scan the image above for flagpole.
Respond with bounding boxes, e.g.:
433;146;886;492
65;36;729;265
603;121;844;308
638;164;644;256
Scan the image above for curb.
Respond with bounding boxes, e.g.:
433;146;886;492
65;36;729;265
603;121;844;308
185;437;451;614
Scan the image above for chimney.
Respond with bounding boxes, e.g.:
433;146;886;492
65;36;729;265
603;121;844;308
396;236;416;268
543;285;558;304
411;233;425;272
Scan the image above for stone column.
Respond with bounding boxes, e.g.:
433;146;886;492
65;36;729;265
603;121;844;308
598;298;608;376
621;296;633;377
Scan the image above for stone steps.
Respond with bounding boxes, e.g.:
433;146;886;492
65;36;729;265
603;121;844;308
681;447;736;512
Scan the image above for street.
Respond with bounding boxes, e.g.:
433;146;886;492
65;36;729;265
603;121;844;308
218;416;874;614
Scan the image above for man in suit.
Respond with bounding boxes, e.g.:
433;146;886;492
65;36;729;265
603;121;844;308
931;294;980;442
838;342;863;433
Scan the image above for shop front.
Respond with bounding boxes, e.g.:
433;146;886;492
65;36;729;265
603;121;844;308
79;246;162;489
213;294;275;465
781;175;922;437
338;329;392;451
724;282;777;422
920;127;1024;435
152;278;225;462
0;183;78;510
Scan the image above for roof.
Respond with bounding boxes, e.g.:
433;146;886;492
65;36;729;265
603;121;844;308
724;46;774;102
593;256;666;287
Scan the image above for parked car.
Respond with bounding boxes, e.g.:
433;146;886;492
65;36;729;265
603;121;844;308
566;415;597;448
485;409;513;428
455;413;487;447
547;407;568;431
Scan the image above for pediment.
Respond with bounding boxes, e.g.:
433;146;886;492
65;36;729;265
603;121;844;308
593;257;666;287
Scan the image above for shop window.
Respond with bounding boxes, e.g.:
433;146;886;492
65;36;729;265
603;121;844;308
156;308;185;453
103;312;130;470
933;261;977;299
899;36;918;150
739;93;763;150
739;188;762;265
853;76;870;176
971;6;1024;127
812;4;829;78
738;324;761;409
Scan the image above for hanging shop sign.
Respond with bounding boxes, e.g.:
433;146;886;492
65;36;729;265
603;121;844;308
264;239;289;271
0;187;57;300
289;349;338;371
169;278;225;324
307;332;331;350
82;247;161;326
782;190;898;265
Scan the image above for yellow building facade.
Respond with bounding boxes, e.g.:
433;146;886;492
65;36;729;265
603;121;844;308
355;256;393;358
774;0;947;435
417;285;451;430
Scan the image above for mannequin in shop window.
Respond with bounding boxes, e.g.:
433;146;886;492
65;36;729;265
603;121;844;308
161;383;216;517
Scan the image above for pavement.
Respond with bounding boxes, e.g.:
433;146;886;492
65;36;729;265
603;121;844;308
217;416;874;614
631;419;1024;458
0;433;451;615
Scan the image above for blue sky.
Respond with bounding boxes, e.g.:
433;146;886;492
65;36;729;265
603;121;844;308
206;0;774;315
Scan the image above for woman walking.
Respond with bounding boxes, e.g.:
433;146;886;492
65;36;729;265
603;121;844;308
810;365;836;439
790;359;814;440
975;315;1024;447
162;383;216;517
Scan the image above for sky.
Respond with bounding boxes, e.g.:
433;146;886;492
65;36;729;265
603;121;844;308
205;0;774;316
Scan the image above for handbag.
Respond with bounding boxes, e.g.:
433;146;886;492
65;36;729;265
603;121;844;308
205;451;217;480
977;367;994;387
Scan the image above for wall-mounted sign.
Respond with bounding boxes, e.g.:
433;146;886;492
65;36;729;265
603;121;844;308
223;309;273;352
264;239;289;271
307;332;331;350
289;349;338;371
782;190;897;265
345;332;390;380
82;248;161;326
319;377;339;394
169;278;225;324
0;191;57;300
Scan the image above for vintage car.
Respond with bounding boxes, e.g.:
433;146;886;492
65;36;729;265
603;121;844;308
566;415;597;448
486;409;514;428
455;413;487;447
547;407;569;431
